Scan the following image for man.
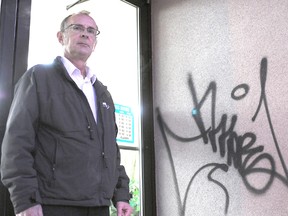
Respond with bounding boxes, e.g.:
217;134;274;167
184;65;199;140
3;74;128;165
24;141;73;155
1;11;133;216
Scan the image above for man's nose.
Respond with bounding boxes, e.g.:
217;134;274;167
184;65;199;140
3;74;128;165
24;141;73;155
81;33;89;38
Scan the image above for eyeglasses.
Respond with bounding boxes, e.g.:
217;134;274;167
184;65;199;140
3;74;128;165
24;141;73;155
63;24;100;37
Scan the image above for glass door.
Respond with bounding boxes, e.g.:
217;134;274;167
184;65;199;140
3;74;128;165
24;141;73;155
28;0;142;215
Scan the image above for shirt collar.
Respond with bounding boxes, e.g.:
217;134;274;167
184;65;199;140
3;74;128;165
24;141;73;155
60;56;97;84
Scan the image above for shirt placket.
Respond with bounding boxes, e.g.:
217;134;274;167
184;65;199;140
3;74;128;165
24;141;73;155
81;78;97;123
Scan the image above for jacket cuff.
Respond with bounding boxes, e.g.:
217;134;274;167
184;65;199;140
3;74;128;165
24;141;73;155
112;189;132;207
13;191;42;214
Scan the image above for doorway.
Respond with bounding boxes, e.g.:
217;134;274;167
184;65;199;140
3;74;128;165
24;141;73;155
0;0;155;215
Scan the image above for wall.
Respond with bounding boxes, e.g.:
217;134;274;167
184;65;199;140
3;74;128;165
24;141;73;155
152;0;288;215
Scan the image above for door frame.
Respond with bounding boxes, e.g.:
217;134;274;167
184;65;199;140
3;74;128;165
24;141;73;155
0;0;31;214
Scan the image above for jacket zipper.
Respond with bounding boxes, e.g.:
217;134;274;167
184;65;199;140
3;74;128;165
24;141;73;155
100;101;108;168
51;138;58;186
86;117;95;140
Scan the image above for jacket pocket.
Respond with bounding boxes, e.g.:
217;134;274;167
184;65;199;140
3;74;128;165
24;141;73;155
34;130;59;187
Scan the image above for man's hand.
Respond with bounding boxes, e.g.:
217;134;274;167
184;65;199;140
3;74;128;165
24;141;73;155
16;204;43;216
117;201;133;216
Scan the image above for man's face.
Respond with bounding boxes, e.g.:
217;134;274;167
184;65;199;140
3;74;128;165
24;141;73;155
57;14;98;62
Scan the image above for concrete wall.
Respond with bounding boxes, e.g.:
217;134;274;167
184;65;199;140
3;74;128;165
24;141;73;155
152;0;288;215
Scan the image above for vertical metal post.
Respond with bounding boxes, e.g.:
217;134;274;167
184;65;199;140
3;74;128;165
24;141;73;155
0;0;31;215
0;0;18;213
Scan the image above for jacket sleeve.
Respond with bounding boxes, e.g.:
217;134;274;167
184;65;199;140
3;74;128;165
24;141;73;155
112;143;132;206
1;69;42;214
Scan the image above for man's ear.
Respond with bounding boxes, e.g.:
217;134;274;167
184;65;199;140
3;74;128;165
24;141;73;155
57;31;64;45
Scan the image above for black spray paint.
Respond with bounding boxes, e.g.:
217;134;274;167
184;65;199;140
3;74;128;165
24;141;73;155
156;58;288;215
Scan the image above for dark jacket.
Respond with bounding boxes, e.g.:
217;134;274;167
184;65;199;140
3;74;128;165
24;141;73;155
1;57;130;214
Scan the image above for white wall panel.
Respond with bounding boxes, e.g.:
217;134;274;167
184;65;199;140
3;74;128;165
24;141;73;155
152;0;288;215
